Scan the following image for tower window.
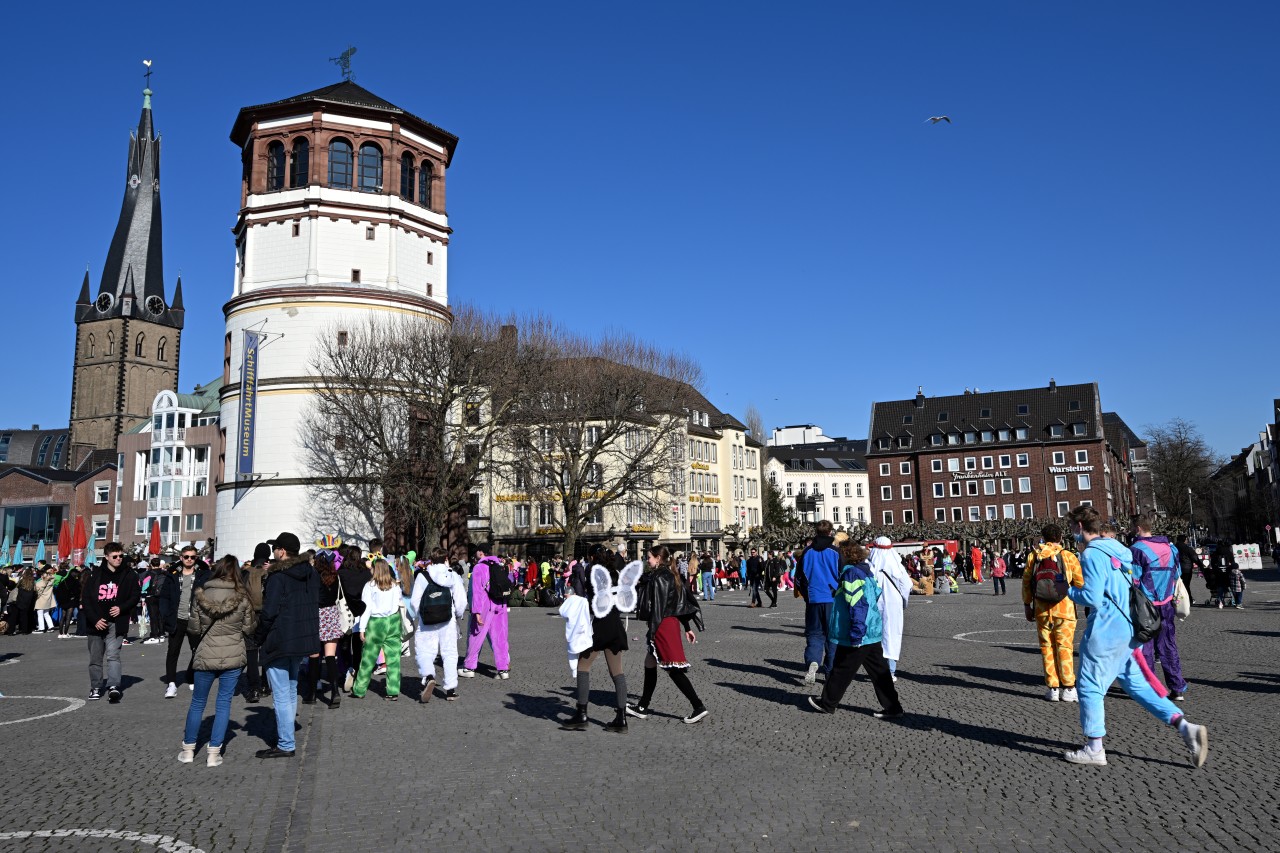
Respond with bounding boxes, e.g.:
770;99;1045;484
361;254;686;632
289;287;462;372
351;269;361;283
107;331;115;356
87;334;96;358
157;337;167;362
337;331;349;347
427;251;434;265
399;152;415;201
289;138;309;188
328;139;353;189
426;283;433;297
357;143;383;193
292;221;300;237
266;141;285;191
419;161;434;210
365;226;375;240
135;333;145;358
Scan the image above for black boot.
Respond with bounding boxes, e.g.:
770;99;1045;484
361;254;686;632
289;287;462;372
559;703;589;731
302;659;319;704
603;708;628;733
326;656;342;708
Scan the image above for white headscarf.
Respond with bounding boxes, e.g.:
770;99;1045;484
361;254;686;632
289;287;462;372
868;536;910;600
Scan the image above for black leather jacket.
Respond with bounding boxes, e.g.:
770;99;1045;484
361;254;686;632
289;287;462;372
638;569;703;637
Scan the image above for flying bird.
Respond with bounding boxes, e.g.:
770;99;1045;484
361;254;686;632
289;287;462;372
925;116;951;124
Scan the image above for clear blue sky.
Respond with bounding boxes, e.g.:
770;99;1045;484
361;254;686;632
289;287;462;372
7;2;1276;456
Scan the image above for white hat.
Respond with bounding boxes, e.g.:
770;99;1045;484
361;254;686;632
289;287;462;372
874;536;892;547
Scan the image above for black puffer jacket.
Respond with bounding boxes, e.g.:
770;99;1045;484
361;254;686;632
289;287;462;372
255;555;321;664
638;568;703;638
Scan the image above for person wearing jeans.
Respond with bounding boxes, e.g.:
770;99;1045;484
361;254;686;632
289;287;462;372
179;555;256;767
699;553;715;602
254;532;320;759
797;522;840;684
80;544;139;703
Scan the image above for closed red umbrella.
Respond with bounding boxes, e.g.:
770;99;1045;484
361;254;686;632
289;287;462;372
148;520;162;556
72;516;88;567
57;519;72;562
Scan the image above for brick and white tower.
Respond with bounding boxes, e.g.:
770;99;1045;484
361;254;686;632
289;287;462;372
215;82;457;557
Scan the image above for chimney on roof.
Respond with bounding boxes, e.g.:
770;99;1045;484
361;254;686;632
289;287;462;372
1049;377;1057;392
31;424;39;430
915;386;925;407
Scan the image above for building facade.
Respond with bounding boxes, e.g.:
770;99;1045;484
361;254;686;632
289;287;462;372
866;382;1138;527
215;82;458;557
765;435;870;527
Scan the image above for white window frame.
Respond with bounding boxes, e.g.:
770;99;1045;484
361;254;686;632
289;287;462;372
1078;473;1092;490
983;479;996;495
881;486;893;501
1020;503;1034;518
981;456;993;470
1054;475;1069;491
1002;504;1016;519
968;507;981;521
935;508;947;521
94;485;110;504
948;458;960;472
952;507;963;521
1016;453;1029;467
966;481;979;496
985;505;997;520
931;459;943;473
933;483;945;498
1018;477;1032;493
900;461;911;475
903;510;915;524
883;511;894;525
901;484;913;500
1076;450;1089;464
950;482;962;497
1052;451;1066;465
964;457;977;471
999;454;1011;468
1056;501;1070;517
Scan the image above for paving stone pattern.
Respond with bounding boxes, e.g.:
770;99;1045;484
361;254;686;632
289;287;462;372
1;566;1278;852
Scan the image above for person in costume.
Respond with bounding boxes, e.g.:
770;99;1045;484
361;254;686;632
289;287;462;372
350;560;403;700
806;541;903;718
560;547;641;733
1063;504;1208;768
626;545;708;724
460;555;511;679
306;547;345;708
1022;524;1083;703
409;548;467;702
868;536;912;680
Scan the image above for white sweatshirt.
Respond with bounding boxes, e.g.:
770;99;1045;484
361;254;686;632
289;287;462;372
358;582;403;633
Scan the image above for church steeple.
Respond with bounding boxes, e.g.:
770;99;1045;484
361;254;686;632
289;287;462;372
78;82;181;330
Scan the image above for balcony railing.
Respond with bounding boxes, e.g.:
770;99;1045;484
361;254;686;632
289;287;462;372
146;497;184;512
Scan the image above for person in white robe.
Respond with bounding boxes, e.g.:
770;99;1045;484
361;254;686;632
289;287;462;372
868;536;913;679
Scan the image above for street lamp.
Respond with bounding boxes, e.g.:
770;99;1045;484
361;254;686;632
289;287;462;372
1187;488;1196;547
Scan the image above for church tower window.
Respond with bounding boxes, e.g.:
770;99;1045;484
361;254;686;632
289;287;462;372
399;152;415;201
107;331;115;356
289;138;309;188
135;333;146;357
358;143;383;193
266;141;285;191
87;334;96;358
419;162;434;210
157;337;168;362
328;139;353;188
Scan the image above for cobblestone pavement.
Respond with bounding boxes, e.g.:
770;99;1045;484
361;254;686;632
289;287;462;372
2;566;1278;852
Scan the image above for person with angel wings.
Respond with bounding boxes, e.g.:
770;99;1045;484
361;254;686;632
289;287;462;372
560;546;642;733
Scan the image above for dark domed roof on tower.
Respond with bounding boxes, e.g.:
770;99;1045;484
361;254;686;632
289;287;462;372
230;80;458;164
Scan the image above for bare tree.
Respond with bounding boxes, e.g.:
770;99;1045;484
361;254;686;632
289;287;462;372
492;327;703;558
744;404;765;445
300;306;535;553
1144;418;1223;527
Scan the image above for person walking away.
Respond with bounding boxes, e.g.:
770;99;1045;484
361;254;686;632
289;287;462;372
805;541;903;718
1063;505;1208;768
81;543;140;703
991;552;1007;596
1023;525;1084;702
12;569;36;634
763;551;782;608
970;545;984;585
350;559;404;700
797;521;840;684
1173;535;1202;606
561;548;638;732
745;548;764;608
179;555;256;767
868;536;912;680
54;563;81;638
240;543;270;702
410;548;468;703
308;549;345;708
254;532;320;759
1208;544;1234;608
163;547;211;697
141;564;166;643
627;545;708;724
1130;515;1189;701
34;567;57;632
1228;562;1246;608
699;553;715;601
460;555;512;679
336;545;371;690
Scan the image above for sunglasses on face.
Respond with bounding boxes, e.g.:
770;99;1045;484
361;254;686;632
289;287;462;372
107;554;124;560
181;555;196;560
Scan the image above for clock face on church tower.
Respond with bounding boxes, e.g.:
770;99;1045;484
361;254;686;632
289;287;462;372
95;293;114;313
145;295;165;315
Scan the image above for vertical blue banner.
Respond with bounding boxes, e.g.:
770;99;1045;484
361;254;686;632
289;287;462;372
235;330;260;502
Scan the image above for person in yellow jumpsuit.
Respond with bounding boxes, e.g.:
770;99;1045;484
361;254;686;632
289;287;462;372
1023;524;1084;702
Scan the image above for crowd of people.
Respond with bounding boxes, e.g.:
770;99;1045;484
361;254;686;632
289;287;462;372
1;508;1247;771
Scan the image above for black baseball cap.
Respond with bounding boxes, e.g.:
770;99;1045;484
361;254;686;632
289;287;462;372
268;532;301;555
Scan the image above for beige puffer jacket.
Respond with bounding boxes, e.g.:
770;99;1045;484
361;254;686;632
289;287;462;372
35;577;57;609
187;578;257;672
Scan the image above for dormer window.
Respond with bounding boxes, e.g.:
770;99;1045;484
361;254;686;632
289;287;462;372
937;411;949;422
1071;422;1087;436
980;408;992;419
902;415;913;425
876;437;890;450
896;436;911;448
930;434;944;446
1017;404;1030;416
1069;400;1081;411
1049;424;1065;438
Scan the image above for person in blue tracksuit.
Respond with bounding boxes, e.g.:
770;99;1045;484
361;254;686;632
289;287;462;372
804;540;903;718
1129;515;1188;699
796;520;840;685
1063;505;1209;768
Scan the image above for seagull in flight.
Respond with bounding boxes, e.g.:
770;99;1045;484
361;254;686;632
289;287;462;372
925;116;951;124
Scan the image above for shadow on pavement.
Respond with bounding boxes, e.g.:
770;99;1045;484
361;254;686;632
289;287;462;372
704;657;797;686
943;664;1043;687
1194;675;1279;695
1226;630;1280;638
0;652;21;663
894;713;1075;760
503;691;568;721
763;657;807;673
713;679;799;707
729;624;803;636
901;671;1030;700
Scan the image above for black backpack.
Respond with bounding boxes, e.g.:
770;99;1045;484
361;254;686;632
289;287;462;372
486;561;513;606
414;571;453;625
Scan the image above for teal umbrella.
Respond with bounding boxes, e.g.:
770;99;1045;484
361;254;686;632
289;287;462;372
14;538;25;565
0;535;9;566
86;532;97;565
33;539;46;565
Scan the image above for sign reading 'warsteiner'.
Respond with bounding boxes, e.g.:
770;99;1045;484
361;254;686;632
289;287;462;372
237;330;261;484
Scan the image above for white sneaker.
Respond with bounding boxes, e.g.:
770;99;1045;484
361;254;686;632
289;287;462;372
1180;721;1209;768
188;683;194;691
1061;687;1078;703
458;668;476;678
165;682;178;698
497;670;510;680
144;637;162;645
1045;688;1061;702
1064;746;1107;765
343;669;355;693
803;662;819;685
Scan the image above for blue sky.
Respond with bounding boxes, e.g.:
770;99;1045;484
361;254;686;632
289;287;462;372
7;2;1276;455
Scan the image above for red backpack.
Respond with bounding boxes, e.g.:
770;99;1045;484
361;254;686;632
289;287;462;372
1032;552;1069;603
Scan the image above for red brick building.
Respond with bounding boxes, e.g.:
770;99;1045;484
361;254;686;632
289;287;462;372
866;381;1139;527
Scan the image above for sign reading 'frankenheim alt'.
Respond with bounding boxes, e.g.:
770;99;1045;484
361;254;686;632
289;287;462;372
235;330;261;504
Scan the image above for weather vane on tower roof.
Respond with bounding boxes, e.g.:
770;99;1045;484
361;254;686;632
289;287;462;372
330;46;357;82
